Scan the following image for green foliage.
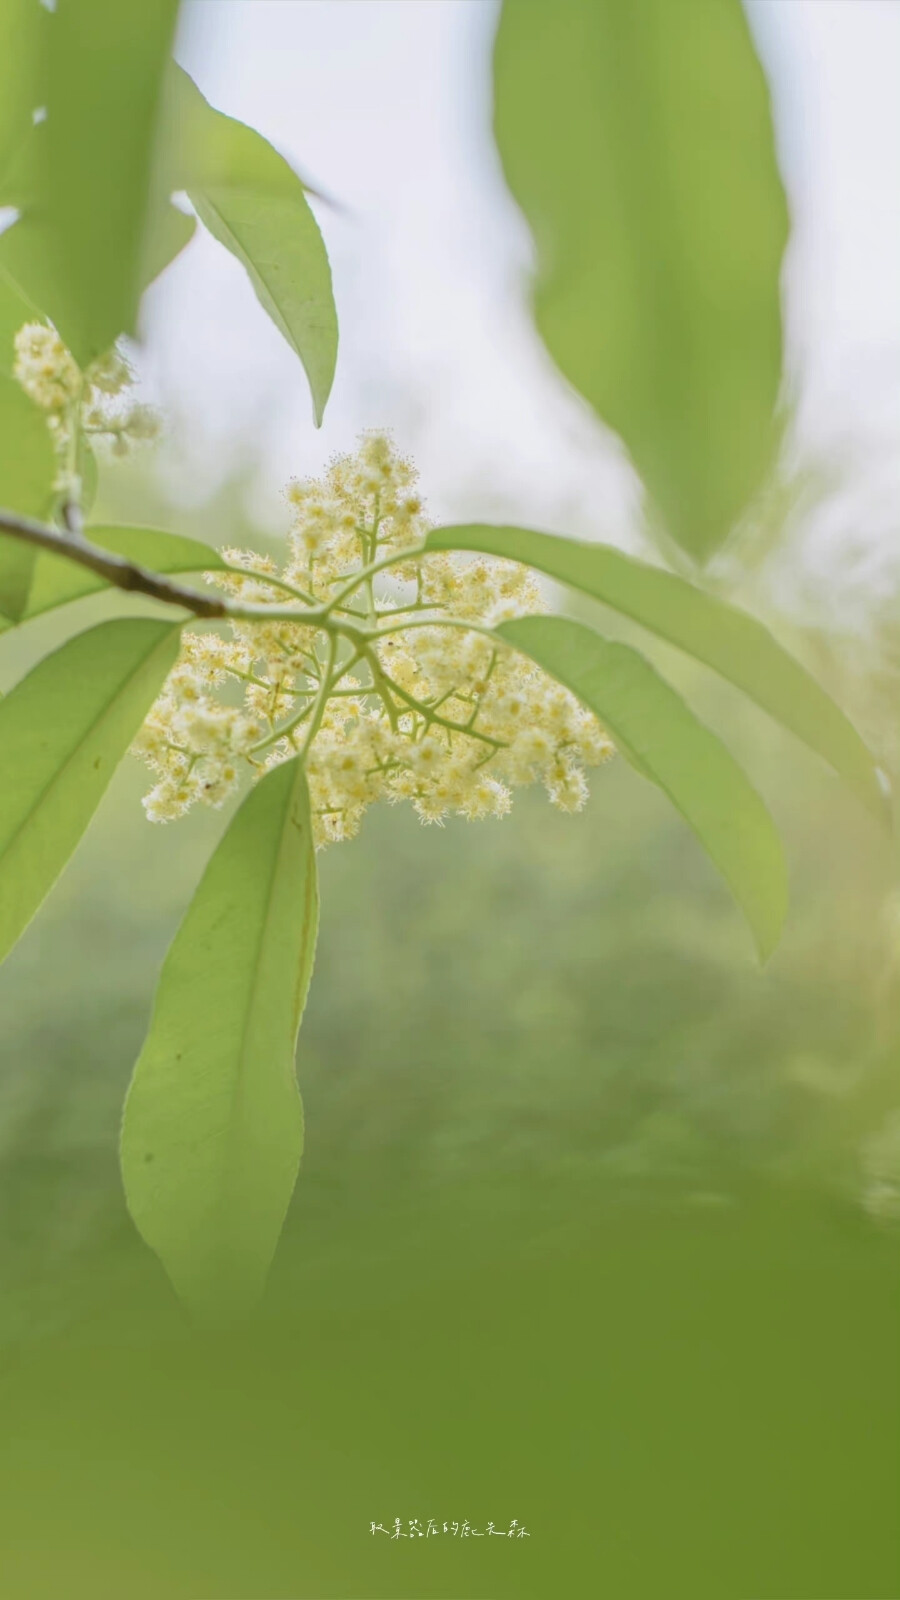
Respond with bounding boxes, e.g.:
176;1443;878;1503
0;0;45;190
0;374;57;617
0;15;337;424
121;758;317;1322
0;271;38;374
0;0;882;1325
78;434;98;520
493;0;788;562
428;524;885;817
161;65;338;425
500;614;787;960
2;728;894;1341
0;0;180;364
0;523;225;634
0;617;179;965
142;202;198;289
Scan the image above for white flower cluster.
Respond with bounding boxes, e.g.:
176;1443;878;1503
13;322;160;497
133;433;614;846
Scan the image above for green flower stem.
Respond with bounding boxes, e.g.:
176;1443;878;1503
360;645;400;733
58;381;87;538
228;666;308;697
320;541;425;618
219;563;318;608
298;633;338;760
375;667;505;750
0;512;507;691
248;633;355;759
369;615;499;648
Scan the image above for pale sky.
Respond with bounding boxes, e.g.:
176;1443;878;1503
140;0;900;583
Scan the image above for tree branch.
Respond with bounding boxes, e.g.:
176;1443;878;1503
0;507;228;619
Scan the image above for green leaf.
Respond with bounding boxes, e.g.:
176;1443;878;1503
141;202;197;289
0;617;180;964
121;757;318;1323
0;524;225;634
426;524;885;819
498;614;788;961
0;269;39;376
493;0;789;562
0;0;45;192
0;0;180;364
79;436;98;520
162;65;337;426
0;372;56;618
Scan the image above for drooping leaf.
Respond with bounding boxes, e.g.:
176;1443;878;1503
0;175;195;339
159;65;337;425
426;524;885;819
0;524;225;634
0;371;56;618
498;614;788;960
141;202;197;289
493;0;789;561
121;757;318;1323
0;0;180;363
0;617;180;964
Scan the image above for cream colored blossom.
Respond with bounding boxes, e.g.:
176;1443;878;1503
133;433;615;847
13;321;161;497
13;323;81;413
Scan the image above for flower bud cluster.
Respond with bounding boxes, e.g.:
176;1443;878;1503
13;322;160;497
133;433;614;846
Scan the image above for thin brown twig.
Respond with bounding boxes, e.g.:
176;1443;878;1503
0;507;229;620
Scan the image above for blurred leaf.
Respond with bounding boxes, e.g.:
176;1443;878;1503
0;372;56;618
161;65;337;426
493;0;788;561
142;202;197;288
499;614;788;960
1;151;195;320
427;524;885;819
0;108;42;211
0;546;34;628
121;757;317;1322
0;0;45;192
0;524;225;634
0;270;39;375
0;617;180;964
79;435;98;519
0;0;179;364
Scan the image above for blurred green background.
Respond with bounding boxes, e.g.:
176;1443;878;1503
0;462;897;1598
0;0;897;1590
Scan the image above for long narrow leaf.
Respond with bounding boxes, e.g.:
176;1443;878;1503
493;0;788;561
0;0;180;363
163;65;337;425
121;757;318;1322
499;614;788;961
0;617;180;963
427;524;884;820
